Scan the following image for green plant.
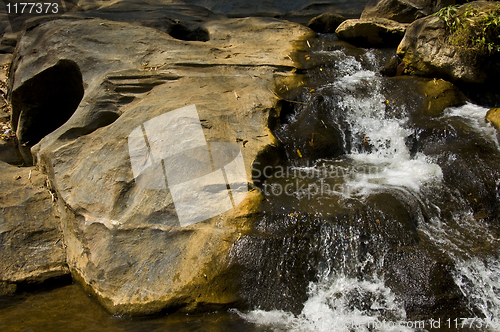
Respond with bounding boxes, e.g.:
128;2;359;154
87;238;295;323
433;3;500;56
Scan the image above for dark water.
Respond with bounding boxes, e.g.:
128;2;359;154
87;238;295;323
0;283;260;332
2;34;500;332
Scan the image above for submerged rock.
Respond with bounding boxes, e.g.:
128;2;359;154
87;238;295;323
9;13;312;314
0;162;69;294
335;18;407;47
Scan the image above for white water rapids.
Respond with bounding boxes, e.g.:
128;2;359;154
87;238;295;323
235;47;500;331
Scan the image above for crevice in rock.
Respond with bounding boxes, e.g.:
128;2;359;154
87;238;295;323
58;111;121;141
15;274;73;293
167;23;209;42
11;59;84;146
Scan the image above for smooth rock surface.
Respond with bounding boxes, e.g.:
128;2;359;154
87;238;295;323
0;162;69;293
335;18;407;47
9;14;312;314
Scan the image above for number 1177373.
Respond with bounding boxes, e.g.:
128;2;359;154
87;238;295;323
6;2;59;14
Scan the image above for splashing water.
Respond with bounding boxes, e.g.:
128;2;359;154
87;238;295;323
238;41;500;331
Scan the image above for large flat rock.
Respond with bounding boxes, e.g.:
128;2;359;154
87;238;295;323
9;15;312;314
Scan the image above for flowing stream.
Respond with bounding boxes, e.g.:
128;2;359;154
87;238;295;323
232;35;500;331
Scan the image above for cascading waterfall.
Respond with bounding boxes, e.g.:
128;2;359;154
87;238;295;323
233;36;500;331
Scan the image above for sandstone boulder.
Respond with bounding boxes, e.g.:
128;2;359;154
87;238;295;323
0;139;25;165
397;2;500;84
0;161;69;295
335;18;407;47
9;13;312;314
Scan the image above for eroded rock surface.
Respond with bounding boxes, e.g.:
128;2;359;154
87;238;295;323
0;162;69;295
9;12;312;314
397;1;500;84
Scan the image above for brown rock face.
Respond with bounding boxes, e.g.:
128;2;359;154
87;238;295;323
0;161;69;295
397;1;500;84
335;18;407;47
486;108;500;132
8;12;313;314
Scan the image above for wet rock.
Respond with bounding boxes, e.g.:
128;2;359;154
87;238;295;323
486;108;500;132
307;12;346;33
420;78;467;116
381;76;466;120
397;1;500;83
274;96;346;161
361;0;455;23
380;55;405;76
0;161;69;290
384;246;470;319
10;14;312;315
335;18;407;47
